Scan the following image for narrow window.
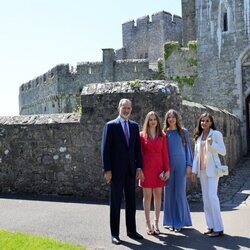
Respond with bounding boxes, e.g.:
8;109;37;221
134;65;137;72
88;67;92;74
145;52;148;59
223;12;228;32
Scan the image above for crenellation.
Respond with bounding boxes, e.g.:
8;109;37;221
136;15;150;27
122;20;135;30
120;11;183;63
173;14;182;24
151;11;172;23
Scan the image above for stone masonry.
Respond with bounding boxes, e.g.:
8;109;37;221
116;11;182;63
19;49;155;115
191;0;250;153
0;81;242;198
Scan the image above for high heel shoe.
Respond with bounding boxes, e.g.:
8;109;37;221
153;220;160;235
146;221;154;235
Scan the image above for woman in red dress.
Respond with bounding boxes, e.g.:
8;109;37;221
139;111;170;235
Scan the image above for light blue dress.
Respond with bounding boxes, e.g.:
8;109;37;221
163;128;192;229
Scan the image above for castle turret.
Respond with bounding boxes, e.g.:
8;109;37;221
102;48;115;82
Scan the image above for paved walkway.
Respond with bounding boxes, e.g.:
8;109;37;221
0;157;250;250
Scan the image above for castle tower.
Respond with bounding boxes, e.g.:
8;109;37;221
181;0;196;45
192;0;250;153
120;11;182;63
102;48;115;82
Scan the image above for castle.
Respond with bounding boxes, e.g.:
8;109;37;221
19;0;250;154
1;0;247;198
18;11;182;115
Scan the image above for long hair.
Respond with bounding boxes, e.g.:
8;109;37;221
142;111;163;138
193;112;216;141
163;109;186;145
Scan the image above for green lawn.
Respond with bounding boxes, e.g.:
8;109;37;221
0;230;85;250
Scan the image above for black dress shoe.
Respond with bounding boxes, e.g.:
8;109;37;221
111;236;122;245
208;231;224;237
204;228;213;235
127;232;144;240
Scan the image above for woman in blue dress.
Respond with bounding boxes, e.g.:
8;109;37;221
163;109;193;232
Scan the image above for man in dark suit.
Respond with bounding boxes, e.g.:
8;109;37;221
101;98;144;245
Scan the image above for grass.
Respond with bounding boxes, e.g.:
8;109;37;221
0;230;85;250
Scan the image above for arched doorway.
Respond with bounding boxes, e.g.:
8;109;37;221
246;95;250;152
242;50;250;152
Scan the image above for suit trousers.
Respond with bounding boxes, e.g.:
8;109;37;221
200;170;224;232
110;172;136;237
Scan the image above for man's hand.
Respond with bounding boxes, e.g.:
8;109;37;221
104;171;112;184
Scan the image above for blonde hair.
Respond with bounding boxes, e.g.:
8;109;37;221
142;111;163;137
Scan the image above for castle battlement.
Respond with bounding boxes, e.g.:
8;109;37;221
122;11;182;32
20;64;71;92
136;15;150;27
115;59;148;64
121;10;183;63
151;11;172;23
77;61;102;66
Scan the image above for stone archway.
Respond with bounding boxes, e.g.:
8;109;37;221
242;53;250;152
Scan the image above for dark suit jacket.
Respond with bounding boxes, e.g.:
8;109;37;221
101;117;142;179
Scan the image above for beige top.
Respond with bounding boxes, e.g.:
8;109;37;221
200;140;207;170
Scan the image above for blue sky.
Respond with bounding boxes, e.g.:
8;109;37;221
0;0;181;116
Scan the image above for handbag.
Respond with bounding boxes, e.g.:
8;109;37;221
212;154;229;177
209;132;229;177
215;165;229;177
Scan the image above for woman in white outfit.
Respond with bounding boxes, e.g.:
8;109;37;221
191;112;226;237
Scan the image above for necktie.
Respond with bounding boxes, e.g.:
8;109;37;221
124;120;129;146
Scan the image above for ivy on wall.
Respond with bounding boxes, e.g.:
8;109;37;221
157;59;165;80
164;42;180;60
187;40;197;50
170;75;197;90
127;79;141;91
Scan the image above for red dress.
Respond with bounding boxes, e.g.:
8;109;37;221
139;131;170;188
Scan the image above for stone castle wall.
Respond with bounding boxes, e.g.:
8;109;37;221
192;0;250;153
19;10;183;116
1;81;242;199
193;0;250;116
19;50;155;115
181;0;196;45
118;11;182;63
165;46;197;100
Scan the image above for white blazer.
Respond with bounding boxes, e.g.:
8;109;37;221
192;129;226;178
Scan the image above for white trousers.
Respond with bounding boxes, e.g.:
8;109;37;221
200;170;224;232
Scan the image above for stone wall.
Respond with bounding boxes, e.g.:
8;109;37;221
19;51;154;115
181;0;196;45
120;11;182;63
165;46;197;101
193;1;250;117
0;81;242;199
192;0;250;153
